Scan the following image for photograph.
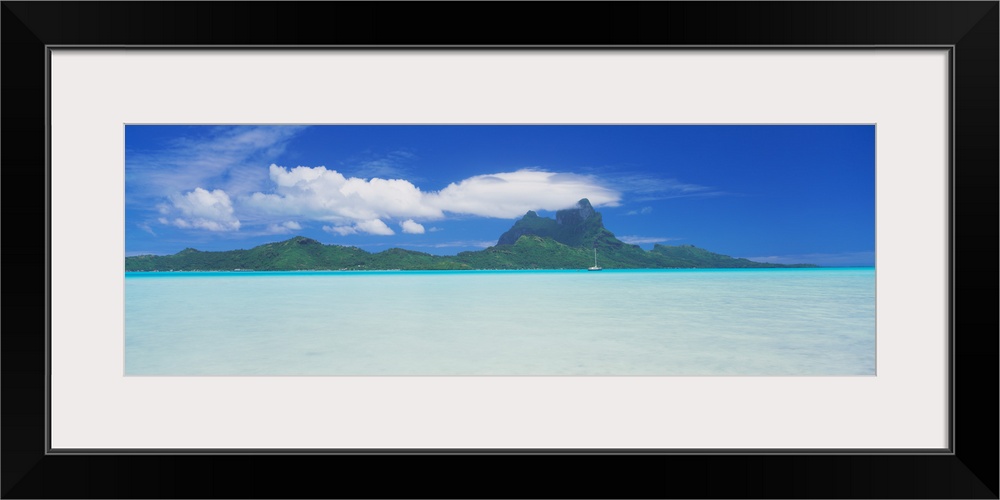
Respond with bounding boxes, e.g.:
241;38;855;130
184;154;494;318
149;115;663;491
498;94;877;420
5;0;994;496
125;124;875;376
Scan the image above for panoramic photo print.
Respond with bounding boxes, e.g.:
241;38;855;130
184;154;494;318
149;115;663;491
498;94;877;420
125;124;875;376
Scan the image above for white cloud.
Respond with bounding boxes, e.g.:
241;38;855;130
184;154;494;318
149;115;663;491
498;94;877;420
163;188;241;231
323;225;357;236
151;161;626;233
400;219;425;234
426;169;620;218
356;219;395;235
245;165;443;223
266;221;303;234
323;219;395;236
129;126;307;234
243;165;622;229
128;126;305;200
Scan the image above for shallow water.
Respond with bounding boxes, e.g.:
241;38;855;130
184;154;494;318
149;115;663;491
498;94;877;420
124;268;875;376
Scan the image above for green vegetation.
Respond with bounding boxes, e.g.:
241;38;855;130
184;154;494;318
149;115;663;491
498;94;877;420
126;199;818;271
648;244;806;268
496;199;611;248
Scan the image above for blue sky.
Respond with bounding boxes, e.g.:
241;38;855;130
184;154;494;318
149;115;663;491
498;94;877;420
125;125;875;266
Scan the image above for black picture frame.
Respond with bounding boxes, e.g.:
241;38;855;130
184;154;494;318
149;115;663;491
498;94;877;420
3;2;997;498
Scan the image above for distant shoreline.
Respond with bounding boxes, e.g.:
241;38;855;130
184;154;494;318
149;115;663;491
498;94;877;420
123;267;884;274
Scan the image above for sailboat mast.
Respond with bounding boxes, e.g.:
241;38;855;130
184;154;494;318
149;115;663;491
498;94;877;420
587;247;602;271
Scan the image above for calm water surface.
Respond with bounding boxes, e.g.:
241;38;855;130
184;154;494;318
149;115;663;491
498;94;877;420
124;268;875;376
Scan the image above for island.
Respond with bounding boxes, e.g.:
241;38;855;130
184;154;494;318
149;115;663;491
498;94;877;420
125;199;818;271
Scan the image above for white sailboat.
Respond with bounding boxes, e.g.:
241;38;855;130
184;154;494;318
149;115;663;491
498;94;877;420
588;248;602;271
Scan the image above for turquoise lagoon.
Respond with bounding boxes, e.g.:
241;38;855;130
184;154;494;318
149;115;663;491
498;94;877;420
124;268;875;376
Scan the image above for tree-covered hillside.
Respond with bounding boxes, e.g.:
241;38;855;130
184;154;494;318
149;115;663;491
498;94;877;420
125;199;818;271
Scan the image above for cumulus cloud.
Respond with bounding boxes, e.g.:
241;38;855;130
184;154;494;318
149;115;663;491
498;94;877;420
243;165;621;230
156;163;625;234
323;225;357;236
163;188;241;231
245;165;443;223
266;221;303;234
356;219;395;235
323;219;395;236
400;219;425;234
425;170;620;218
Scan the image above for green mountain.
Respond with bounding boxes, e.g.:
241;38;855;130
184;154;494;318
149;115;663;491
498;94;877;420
125;199;818;271
649;244;809;268
125;236;471;271
497;198;613;248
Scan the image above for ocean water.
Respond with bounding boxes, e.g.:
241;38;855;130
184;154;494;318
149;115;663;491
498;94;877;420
124;268;875;376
